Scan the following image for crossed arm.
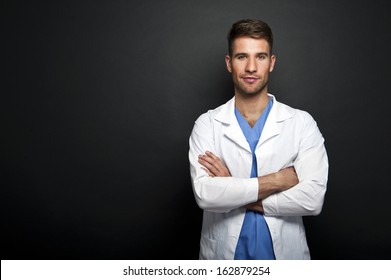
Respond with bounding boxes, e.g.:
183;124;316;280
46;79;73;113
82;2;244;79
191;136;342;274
198;151;298;213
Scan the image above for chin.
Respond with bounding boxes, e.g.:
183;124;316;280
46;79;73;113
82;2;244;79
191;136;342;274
238;89;263;96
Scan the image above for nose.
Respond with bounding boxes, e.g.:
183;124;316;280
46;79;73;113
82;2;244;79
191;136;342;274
245;57;257;73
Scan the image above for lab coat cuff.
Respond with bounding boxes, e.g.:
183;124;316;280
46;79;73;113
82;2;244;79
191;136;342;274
262;193;278;215
246;177;260;204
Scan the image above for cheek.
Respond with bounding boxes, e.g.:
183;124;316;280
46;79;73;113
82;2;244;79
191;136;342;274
231;61;244;72
232;66;244;77
259;64;272;75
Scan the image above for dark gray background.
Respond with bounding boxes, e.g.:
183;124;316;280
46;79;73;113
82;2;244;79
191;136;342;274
3;0;390;259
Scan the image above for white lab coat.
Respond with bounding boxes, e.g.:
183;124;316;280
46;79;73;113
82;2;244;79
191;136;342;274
189;94;328;259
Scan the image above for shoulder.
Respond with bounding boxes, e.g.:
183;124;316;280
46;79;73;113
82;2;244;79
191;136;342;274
273;100;325;150
273;98;322;140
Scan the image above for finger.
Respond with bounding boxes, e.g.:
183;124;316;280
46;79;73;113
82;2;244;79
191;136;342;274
198;157;220;175
200;161;218;176
198;154;220;170
199;153;218;165
201;167;214;177
201;154;225;174
206;154;231;176
205;151;220;160
200;153;232;177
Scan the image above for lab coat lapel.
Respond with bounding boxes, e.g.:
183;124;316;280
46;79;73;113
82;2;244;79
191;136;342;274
257;96;292;147
215;97;251;153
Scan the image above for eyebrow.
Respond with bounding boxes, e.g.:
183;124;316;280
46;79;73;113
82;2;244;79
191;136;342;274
233;52;269;58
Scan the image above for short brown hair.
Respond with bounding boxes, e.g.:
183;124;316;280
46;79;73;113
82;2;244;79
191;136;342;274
227;19;273;56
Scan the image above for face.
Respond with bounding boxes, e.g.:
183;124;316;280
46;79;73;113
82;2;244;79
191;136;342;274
225;37;276;96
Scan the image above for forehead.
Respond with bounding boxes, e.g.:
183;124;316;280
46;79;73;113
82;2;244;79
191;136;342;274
231;37;271;54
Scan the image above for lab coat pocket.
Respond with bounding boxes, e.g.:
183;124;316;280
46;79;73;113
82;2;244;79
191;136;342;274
199;235;216;260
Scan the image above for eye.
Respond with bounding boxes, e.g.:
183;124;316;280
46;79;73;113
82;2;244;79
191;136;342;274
257;54;266;60
236;54;247;60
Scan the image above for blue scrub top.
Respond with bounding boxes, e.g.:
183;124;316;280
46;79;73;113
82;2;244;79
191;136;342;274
234;97;275;260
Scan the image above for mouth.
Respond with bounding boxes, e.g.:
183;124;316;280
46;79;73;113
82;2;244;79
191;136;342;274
242;76;259;83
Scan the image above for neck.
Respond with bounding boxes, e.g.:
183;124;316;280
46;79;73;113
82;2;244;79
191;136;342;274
235;91;269;127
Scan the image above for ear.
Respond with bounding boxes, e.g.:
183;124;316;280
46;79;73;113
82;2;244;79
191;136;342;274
269;54;276;72
225;55;232;73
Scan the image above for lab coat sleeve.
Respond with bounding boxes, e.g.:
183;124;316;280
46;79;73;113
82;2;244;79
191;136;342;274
189;112;259;213
262;112;329;216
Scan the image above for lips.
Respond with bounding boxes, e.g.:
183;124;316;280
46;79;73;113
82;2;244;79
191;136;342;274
242;76;259;83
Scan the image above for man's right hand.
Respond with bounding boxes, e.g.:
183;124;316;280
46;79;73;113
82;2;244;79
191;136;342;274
198;151;231;177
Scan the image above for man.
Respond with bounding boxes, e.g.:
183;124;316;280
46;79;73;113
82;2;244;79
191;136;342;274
188;19;329;260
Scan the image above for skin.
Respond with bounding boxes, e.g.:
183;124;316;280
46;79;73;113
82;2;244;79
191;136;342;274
198;152;298;213
226;37;276;127
198;37;298;213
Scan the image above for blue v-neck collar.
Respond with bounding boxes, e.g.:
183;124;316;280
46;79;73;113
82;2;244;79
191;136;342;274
234;97;274;152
